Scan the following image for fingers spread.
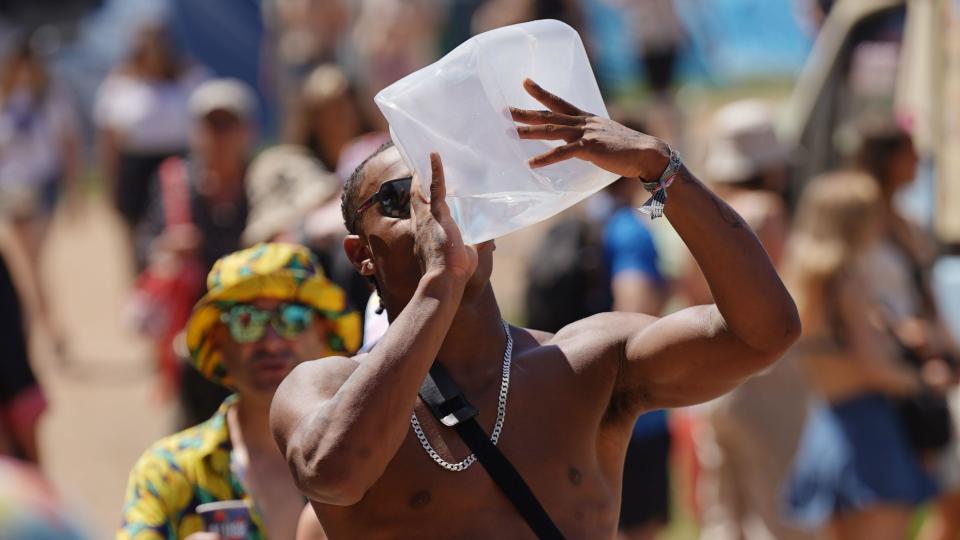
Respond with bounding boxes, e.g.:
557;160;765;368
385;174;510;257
523;78;583;116
517;124;582;142
528;140;584;168
510;107;582;126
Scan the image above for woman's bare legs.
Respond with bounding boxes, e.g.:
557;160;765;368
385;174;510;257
917;491;960;540
828;505;913;540
9;215;67;361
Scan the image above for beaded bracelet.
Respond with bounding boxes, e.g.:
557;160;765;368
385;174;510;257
639;149;682;219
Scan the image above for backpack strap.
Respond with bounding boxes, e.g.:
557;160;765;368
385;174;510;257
419;363;566;540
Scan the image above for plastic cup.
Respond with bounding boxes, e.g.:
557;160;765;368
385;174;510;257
196;500;250;539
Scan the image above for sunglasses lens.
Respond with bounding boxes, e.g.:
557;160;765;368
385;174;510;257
226;305;267;343
380;178;412;219
276;303;313;337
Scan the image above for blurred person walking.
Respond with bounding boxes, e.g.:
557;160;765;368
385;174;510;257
284;65;388;316
350;0;442;119
0;251;46;464
286;65;387;180
687;101;813;540
128;78;256;426
783;172;936;540
0;457;90;540
118;243;360;540
854;125;960;540
93;22;205;267
0;37;82;352
241;144;370;314
264;0;349;121
615;0;687;144
620;0;685;98
470;0;584;37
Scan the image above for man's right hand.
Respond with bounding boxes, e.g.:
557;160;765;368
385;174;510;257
410;152;478;281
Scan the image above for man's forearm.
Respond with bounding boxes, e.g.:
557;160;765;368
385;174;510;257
288;271;464;503
663;166;800;352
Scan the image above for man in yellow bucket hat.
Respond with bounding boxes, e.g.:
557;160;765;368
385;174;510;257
118;243;360;540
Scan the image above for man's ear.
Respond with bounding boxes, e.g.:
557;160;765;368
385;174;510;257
343;235;375;276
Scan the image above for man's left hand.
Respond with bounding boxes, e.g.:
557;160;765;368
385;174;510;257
510;78;671;180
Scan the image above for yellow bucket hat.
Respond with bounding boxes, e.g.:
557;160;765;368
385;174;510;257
185;243;361;387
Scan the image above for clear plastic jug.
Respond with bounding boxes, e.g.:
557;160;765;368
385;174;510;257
375;19;619;245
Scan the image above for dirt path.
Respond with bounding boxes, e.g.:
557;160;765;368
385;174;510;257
33;197;175;537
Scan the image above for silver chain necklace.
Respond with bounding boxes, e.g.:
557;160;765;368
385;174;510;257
410;320;512;472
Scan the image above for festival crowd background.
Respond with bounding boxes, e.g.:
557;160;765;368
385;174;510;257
1;0;959;538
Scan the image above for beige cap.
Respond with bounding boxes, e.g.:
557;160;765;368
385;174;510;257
302;64;349;102
188;78;257;120
242;145;340;245
702;100;790;183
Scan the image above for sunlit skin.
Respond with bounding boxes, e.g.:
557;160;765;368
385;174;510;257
271;79;800;539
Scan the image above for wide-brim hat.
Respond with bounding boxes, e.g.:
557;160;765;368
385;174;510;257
185;243;361;387
702;100;792;183
242;145;339;245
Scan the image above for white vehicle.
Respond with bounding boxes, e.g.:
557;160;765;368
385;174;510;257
780;0;959;245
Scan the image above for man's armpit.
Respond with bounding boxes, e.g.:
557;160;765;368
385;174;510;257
552;312;657;425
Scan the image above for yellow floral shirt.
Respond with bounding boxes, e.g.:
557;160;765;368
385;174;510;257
118;395;268;540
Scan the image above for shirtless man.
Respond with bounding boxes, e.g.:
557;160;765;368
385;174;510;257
271;79;800;539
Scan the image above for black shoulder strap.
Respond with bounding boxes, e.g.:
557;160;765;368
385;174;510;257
419;363;566;540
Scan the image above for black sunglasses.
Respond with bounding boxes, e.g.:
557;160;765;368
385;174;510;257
353;176;412;230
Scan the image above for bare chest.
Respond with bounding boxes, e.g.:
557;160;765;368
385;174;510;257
316;368;627;539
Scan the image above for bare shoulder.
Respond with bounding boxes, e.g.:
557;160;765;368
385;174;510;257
545;312;658;362
516;313;658;412
281;354;363;397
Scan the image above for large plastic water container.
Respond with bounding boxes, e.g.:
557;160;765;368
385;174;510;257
375;19;619;245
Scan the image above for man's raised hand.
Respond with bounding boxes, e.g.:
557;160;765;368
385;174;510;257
511;78;672;181
410;152;478;281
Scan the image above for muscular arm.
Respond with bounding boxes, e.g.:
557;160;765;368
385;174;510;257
616;166;800;409
270;153;477;505
512;79;800;415
271;273;464;504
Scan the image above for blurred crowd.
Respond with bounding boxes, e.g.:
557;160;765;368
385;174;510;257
0;0;957;539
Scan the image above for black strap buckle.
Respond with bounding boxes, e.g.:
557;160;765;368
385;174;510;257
419;363;478;427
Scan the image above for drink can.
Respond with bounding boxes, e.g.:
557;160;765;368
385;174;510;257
197;500;250;539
